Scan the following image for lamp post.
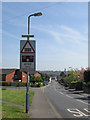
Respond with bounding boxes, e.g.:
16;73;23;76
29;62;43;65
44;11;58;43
26;12;42;113
28;12;42;39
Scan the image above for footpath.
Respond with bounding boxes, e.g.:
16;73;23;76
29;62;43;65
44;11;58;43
29;87;61;118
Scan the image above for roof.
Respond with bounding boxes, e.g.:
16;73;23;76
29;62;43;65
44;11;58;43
0;69;40;76
29;71;41;75
0;69;16;75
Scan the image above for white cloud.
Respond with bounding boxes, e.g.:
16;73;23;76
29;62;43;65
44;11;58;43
33;24;87;47
2;30;20;40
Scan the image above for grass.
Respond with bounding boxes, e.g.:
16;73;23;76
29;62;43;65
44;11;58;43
2;89;34;106
2;103;29;118
2;89;34;118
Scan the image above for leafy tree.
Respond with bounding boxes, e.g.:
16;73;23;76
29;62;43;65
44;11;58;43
60;72;66;78
40;73;50;82
35;76;43;82
45;73;50;81
30;76;35;83
63;70;78;87
40;73;45;78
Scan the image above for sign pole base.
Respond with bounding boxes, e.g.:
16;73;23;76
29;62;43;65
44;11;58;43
26;72;29;113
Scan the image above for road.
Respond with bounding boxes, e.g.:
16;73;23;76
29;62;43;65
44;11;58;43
2;82;90;119
43;80;90;119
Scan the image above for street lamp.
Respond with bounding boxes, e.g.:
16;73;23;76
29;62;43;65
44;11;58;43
26;12;42;113
28;12;42;36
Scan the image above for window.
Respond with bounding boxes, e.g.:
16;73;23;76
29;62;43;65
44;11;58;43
23;75;25;77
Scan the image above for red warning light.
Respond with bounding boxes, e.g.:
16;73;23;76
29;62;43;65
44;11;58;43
30;56;32;59
23;56;26;59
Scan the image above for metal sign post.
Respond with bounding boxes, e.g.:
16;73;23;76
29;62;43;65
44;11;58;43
20;35;35;113
26;71;29;113
20;12;42;113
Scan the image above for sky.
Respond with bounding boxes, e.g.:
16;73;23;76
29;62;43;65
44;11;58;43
2;2;88;71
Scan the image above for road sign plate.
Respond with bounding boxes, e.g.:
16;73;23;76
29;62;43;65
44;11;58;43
20;40;36;72
21;40;35;53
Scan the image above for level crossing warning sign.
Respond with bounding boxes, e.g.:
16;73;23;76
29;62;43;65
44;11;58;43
21;40;35;53
20;40;36;72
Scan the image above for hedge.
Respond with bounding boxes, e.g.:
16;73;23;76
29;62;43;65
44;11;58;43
75;81;83;90
1;81;11;86
0;81;27;87
14;82;27;87
30;82;43;87
1;81;48;87
69;81;77;89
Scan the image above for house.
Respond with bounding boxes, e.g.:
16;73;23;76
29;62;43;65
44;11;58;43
0;69;41;83
34;72;41;78
6;70;27;83
0;69;16;81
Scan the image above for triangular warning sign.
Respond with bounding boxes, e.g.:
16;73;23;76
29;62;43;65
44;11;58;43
21;40;35;53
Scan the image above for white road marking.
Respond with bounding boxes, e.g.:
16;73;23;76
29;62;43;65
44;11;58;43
84;108;90;115
76;99;88;105
76;94;85;98
53;83;90;105
66;95;73;98
67;108;83;117
59;92;64;95
67;108;89;117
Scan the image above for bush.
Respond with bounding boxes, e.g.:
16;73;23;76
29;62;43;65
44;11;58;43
37;82;41;87
1;81;27;87
2;81;11;86
69;81;77;89
43;82;48;86
75;81;83;90
43;83;46;86
40;83;43;87
86;81;90;88
14;82;26;87
31;84;35;87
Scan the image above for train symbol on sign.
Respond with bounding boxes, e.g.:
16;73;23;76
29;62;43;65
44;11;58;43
21;40;35;53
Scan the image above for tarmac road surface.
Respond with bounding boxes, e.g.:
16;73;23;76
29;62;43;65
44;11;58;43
43;80;90;119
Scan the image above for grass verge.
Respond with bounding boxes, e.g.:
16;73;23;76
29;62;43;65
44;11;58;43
2;89;34;106
2;103;29;118
2;89;34;118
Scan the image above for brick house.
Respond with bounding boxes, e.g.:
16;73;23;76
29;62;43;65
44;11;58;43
6;71;15;82
34;72;41;78
6;70;27;83
1;69;16;81
1;69;41;83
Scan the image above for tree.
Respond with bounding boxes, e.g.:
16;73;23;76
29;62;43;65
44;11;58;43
35;76;43;82
63;70;78;87
40;73;50;82
30;76;35;83
45;73;50;82
60;72;65;78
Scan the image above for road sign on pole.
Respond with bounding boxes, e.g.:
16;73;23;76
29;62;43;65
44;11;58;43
20;40;36;72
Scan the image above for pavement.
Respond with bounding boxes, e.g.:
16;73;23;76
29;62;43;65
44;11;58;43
29;87;62;118
1;100;25;109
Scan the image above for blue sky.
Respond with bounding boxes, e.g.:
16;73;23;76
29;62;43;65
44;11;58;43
2;2;88;71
